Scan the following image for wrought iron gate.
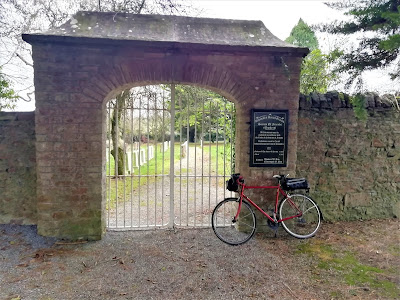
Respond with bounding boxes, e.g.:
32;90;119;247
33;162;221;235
106;85;235;229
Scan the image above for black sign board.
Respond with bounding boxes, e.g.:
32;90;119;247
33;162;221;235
250;110;288;167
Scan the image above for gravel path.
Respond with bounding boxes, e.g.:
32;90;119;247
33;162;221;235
107;146;231;228
0;224;311;300
2;219;399;300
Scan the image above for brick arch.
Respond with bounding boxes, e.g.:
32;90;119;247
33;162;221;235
82;60;252;107
24;14;305;240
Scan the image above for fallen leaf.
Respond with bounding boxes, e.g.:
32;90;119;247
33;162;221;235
17;263;29;267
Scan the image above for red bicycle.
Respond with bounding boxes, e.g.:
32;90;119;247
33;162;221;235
212;174;322;245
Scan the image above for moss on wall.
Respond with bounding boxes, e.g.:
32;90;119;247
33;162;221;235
297;92;399;221
0;112;37;224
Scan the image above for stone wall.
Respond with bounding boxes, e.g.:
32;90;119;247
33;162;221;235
0;112;37;224
0;92;398;230
297;92;400;221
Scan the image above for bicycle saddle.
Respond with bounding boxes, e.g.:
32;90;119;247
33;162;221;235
273;174;288;180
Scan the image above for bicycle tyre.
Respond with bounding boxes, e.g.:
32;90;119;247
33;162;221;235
212;198;256;246
279;194;321;239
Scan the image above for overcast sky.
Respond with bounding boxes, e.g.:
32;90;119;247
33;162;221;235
10;0;397;111
194;0;397;94
194;0;343;41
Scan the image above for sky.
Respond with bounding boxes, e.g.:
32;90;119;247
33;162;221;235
9;0;397;111
195;0;343;41
195;0;397;94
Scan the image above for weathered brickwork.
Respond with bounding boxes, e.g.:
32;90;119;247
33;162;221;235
297;92;400;221
0;112;36;224
24;41;303;240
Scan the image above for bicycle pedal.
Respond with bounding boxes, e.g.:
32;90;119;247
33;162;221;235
269;224;279;238
267;223;279;230
267;219;279;230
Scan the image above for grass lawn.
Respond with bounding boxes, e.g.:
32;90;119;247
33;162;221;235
201;141;234;175
106;143;180;209
106;142;234;209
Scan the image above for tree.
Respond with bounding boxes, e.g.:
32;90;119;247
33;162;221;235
0;68;18;110
125;85;171;143
0;0;196;105
1;0;198;175
319;0;400;87
300;49;338;95
285;18;319;51
172;84;236;173
285;19;336;94
110;90;130;176
174;85;235;143
88;1;194;176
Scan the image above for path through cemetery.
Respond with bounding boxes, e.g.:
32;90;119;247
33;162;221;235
107;145;229;228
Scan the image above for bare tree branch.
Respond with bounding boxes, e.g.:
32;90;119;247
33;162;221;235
18;90;34;102
16;53;33;67
137;0;146;14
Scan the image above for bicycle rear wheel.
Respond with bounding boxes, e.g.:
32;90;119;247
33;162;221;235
212;198;256;245
279;194;321;239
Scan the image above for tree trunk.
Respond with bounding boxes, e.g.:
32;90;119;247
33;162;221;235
111;90;130;176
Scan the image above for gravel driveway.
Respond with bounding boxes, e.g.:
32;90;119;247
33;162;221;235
2;219;399;300
0;224;311;300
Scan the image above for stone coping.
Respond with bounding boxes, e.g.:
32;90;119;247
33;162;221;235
22;11;308;55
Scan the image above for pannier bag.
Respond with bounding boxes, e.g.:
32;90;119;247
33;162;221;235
282;178;309;191
226;174;241;192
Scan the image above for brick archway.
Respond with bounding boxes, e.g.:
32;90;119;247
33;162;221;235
23;12;307;240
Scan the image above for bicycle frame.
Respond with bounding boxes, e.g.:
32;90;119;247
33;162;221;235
234;182;303;223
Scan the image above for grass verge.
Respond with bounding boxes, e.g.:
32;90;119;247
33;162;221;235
296;239;400;299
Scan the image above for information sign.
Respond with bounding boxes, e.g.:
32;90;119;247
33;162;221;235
250;110;288;167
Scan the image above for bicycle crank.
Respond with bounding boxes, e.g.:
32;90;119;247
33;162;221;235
267;219;279;230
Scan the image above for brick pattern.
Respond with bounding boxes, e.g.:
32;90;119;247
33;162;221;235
30;43;302;239
0;112;36;224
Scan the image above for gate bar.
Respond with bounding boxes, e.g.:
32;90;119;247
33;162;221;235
115;98;119;227
169;84;176;228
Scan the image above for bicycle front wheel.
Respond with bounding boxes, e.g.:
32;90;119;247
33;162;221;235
212;198;256;246
279;194;321;239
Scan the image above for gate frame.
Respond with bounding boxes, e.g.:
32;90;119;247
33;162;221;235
23;12;307;240
105;84;237;230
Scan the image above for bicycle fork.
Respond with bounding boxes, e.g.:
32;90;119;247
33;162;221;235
233;195;244;223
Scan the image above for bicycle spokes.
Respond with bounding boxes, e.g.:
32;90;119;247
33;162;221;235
212;198;256;245
279;195;321;239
